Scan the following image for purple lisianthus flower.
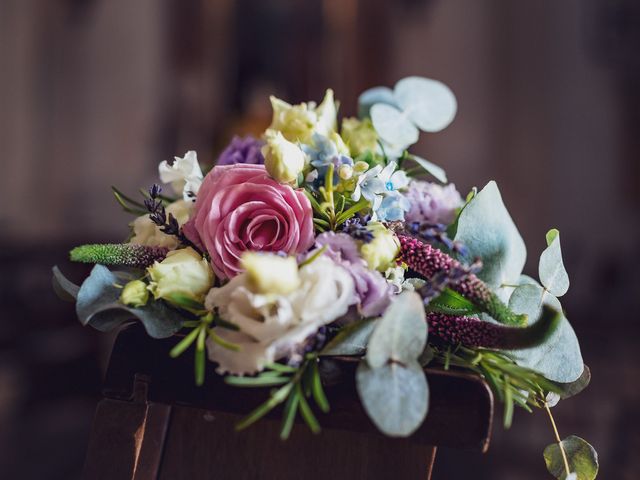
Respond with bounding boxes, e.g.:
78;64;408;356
315;232;393;317
405;180;463;225
216;136;265;165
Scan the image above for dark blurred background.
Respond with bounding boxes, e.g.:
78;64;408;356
1;0;639;478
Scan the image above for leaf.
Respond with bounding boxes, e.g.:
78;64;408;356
394;76;457;132
406;154;448;183
539;229;570;297
358;86;397;118
52;266;79;301
370;103;419;149
546;366;591;407
508;283;583;382
366;292;427;369
356;360;429;437
320;319;375;356
76;265;183;338
544;435;598;480
429;288;480;316
454;181;527;294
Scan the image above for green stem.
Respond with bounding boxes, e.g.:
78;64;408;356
544;402;571;478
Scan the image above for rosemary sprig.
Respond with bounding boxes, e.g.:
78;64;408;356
225;354;330;439
431;344;561;428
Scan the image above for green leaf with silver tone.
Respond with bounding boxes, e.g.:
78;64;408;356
393;76;457;132
539;228;570;297
544;435;598;480
454;181;527;297
356;292;429;437
320;319;375;356
370;103;419;149
405;154;448;183
358;86;397;119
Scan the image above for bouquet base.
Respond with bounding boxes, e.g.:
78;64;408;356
82;325;494;480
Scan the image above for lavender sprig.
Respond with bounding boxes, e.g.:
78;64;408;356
341;215;374;243
143;184;199;251
408;221;469;259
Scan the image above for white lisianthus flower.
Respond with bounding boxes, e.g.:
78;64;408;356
205;256;356;375
129;199;193;249
147;247;214;303
261;129;306;184
268;89;337;144
158;150;204;201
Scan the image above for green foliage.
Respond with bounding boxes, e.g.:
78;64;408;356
320;319;375;356
402;153;448;183
356;292;429;436
547;366;591;406
454;181;527;295
432;344;560;428
544;436;598;480
225;355;330;440
52;266;79;301
539;229;570;297
428;288;480;316
74;265;183;339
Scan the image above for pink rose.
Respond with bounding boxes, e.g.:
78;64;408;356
183;164;314;279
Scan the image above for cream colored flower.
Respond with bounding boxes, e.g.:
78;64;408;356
241;252;301;295
129;200;193;249
205;256;356;374
261;129;306;183
268;89;337;144
158;150;203;200
360;222;400;272
120;280;149;307
147;247;213;303
341;117;378;157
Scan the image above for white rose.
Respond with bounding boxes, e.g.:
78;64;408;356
129;199;192;249
205;256;355;374
147;247;213;303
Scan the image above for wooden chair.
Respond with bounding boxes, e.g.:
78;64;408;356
82;325;493;479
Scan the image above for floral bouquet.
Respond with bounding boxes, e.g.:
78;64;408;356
54;77;597;479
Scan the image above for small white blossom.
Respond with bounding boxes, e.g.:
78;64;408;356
158;150;204;201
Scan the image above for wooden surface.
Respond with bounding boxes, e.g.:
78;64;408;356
82;324;494;479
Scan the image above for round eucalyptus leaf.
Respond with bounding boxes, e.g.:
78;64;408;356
370;103;419;149
366;291;427;369
508;283;583;383
356;360;429;437
544;435;598;480
358;86;397;118
394;76;457;132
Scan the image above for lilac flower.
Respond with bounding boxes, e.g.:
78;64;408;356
216;136;265;165
405;180;463;225
315;232;393;317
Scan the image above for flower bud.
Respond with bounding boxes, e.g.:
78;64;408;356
354;161;370;173
338;164;354;180
241;252;301;295
359;222;400;272
262;129;306;184
147;247;213;303
341;117;378;157
120;280;149;308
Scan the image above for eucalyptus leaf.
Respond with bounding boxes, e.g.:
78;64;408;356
356;360;429;437
358;86;397;118
547;366;591;407
539;229;570;297
454;181;527;295
52;266;80;301
508;283;583;383
394;76;457;132
76;265;184;338
370;103;419;149
320;319;375;356
366;291;427;369
406;154;448;183
544;435;598;480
